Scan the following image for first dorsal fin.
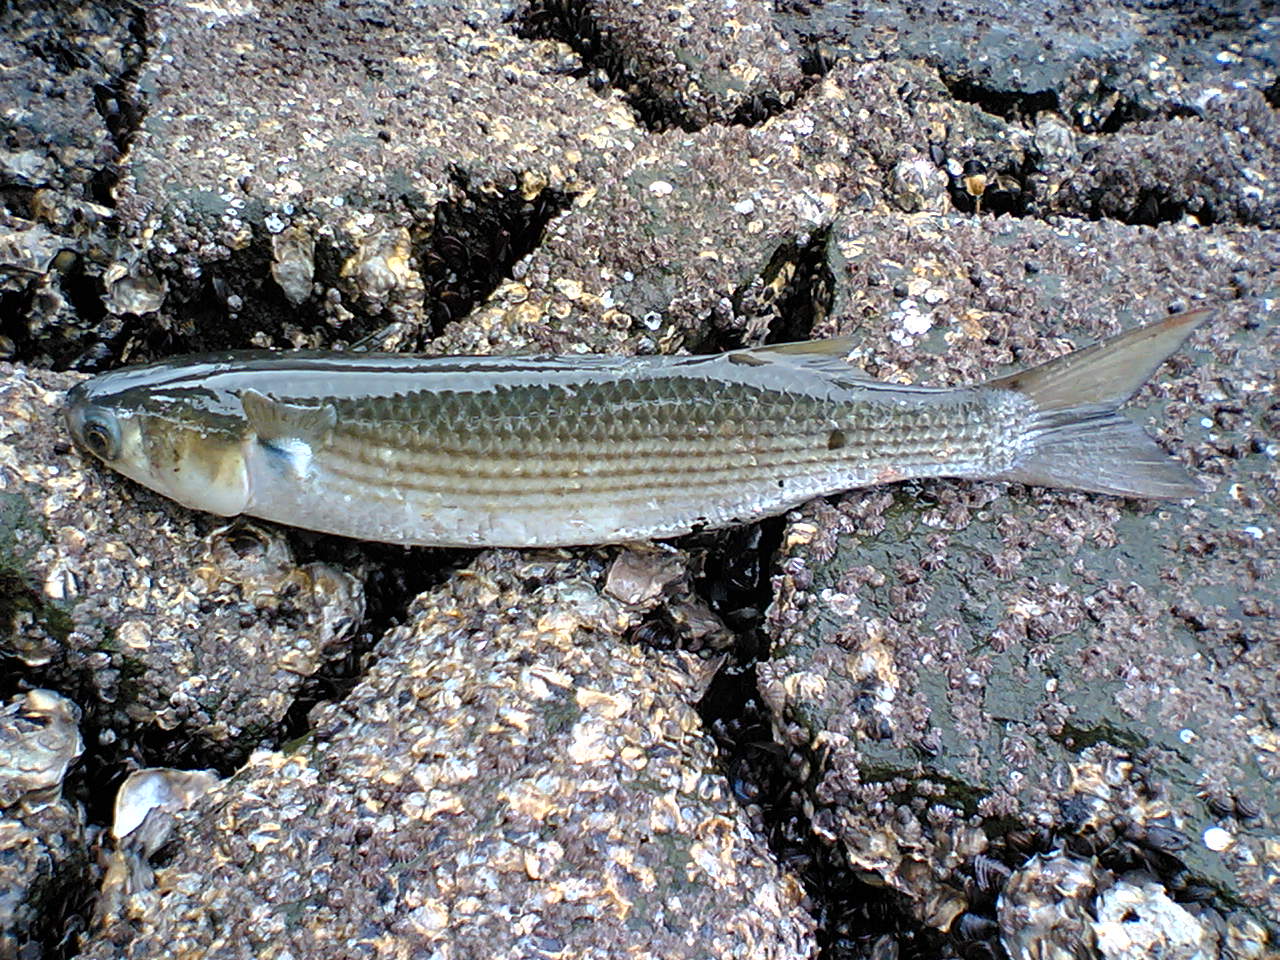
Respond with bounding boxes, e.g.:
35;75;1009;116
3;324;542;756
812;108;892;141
726;336;869;376
240;389;337;443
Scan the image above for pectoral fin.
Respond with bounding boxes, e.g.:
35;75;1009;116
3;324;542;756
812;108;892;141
240;389;337;444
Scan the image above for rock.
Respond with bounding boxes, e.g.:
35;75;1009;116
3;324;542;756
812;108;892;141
1045;87;1280;227
3;0;1279;955
760;212;1280;950
83;552;816;959
519;0;805;129
1092;876;1219;960
0;690;82;809
439;57;1024;358
0;689;89;958
774;0;1278;128
94;767;221;929
0;3;145;368
999;853;1098;960
102;0;644;355
0;366;365;760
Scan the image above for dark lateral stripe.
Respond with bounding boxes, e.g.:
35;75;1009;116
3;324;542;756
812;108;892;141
311;440;991;500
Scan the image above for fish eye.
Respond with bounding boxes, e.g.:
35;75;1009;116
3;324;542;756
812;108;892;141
81;411;121;461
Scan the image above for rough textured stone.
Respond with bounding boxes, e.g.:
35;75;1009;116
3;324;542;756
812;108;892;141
1;366;365;761
774;0;1279;127
520;0;806;129
0;689;89;959
83;552;815;960
437;58;1020;358
760;213;1280;948
105;0;643;355
2;0;1278;956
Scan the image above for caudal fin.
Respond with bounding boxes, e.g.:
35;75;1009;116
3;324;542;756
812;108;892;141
988;309;1212;499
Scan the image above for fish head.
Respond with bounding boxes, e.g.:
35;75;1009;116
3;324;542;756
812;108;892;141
65;374;252;516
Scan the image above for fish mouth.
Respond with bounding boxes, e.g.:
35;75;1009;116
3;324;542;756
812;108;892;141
64;386;90;450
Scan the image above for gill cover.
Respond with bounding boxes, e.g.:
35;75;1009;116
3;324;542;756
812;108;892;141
140;421;252;516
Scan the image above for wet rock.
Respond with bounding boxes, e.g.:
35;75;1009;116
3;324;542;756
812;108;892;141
1092;876;1219;960
0;2;142;198
0;689;89;959
1043;86;1280;227
998;853;1098;960
761;213;1280;949
0;366;365;760
95;767;220;929
0;2;145;369
84;551;816;958
0;689;82;810
774;0;1278;129
440;58;1021;358
776;4;1280;226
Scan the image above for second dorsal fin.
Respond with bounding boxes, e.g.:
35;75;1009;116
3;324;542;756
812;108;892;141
726;336;870;376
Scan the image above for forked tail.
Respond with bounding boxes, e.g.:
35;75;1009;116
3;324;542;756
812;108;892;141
988;309;1212;499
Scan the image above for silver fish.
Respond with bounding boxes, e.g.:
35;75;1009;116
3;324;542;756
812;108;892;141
64;310;1209;548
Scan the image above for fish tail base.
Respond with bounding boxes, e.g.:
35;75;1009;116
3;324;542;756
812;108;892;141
989;308;1212;500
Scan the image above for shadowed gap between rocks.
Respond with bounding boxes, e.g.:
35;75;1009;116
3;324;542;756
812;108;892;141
0;1;147;370
271;536;473;750
417;169;575;342
1265;75;1280;108
653;232;957;957
664;523;953;960
934;70;1222;227
514;0;810;131
11;531;467;959
86;1;149;208
0;254;123;371
936;134;1220;228
935;72;1196;135
697;223;837;354
938;76;1063;127
35;176;574;369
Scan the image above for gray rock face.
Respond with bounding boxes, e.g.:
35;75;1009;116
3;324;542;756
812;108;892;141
761;213;1280;946
520;0;806;129
0;690;88;958
107;0;648;355
81;552;816;959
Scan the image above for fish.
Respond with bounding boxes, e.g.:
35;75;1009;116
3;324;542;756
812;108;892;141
64;309;1210;548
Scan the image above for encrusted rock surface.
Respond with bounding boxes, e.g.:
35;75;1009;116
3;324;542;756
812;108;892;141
1;366;365;760
520;0;806;130
0;689;89;958
1;0;1278;957
83;552;815;959
761;214;1279;950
